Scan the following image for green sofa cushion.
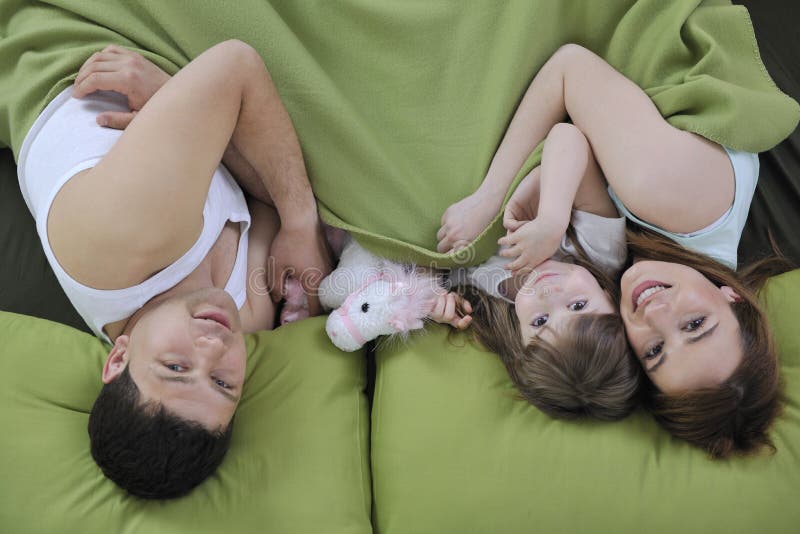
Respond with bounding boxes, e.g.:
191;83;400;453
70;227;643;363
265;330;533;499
0;313;371;534
371;269;800;534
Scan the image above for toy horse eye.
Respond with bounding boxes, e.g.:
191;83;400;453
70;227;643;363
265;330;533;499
361;302;369;313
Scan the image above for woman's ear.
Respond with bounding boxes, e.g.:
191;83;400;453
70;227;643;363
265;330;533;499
720;286;742;303
102;335;130;384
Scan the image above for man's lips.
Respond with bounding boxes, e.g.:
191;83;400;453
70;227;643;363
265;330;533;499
631;280;671;312
194;309;232;331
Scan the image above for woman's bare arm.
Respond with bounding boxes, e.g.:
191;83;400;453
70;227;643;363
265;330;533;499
438;43;734;252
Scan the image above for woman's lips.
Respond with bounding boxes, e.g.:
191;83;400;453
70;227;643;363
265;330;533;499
631;280;671;312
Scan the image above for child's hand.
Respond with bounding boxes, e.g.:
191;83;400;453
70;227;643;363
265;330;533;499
72;45;171;129
503;169;540;232
429;292;473;330
498;217;564;276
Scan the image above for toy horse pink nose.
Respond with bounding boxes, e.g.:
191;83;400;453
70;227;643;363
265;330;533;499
325;310;364;352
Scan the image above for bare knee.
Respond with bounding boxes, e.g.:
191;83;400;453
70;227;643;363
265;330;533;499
549;43;595;69
548;122;586;139
216;39;264;69
547;122;590;153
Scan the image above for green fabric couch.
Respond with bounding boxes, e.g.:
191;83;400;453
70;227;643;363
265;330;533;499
0;314;372;533
1;1;799;533
372;269;800;533
1;270;798;533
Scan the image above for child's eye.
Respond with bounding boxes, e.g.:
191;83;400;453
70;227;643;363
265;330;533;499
683;316;706;332
166;364;186;372
644;342;663;360
568;300;587;312
531;314;549;327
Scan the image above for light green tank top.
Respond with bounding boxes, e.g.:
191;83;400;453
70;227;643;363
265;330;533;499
608;147;759;270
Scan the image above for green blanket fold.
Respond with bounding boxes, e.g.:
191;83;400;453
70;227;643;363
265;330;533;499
1;0;797;266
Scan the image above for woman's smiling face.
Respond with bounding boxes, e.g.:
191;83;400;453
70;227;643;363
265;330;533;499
619;260;742;394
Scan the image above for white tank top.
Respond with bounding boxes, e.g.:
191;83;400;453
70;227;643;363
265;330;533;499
17;87;251;344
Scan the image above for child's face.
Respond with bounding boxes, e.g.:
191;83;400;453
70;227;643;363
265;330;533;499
515;259;614;345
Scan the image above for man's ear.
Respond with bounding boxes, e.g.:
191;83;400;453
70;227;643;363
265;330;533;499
720;286;742;303
102;335;130;384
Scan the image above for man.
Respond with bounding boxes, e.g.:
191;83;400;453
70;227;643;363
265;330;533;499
17;40;331;498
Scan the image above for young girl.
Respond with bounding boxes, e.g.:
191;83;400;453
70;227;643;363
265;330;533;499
438;44;794;456
437;120;640;421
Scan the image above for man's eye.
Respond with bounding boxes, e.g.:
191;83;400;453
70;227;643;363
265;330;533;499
568;300;587;312
166;364;185;372
644;342;663;360
214;378;231;389
532;314;548;327
684;316;706;332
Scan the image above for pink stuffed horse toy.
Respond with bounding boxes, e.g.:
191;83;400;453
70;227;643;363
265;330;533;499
318;233;444;352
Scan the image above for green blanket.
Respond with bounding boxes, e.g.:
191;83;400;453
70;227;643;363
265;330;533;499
1;0;797;266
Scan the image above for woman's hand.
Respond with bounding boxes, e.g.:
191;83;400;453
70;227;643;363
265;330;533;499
267;218;333;316
428;291;473;330
72;45;171;129
498;217;564;276
437;188;504;253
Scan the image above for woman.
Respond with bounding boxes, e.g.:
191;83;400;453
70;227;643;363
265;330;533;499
437;44;794;457
18;40;331;498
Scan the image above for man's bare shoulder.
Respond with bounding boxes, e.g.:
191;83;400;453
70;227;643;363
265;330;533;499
46;168;201;289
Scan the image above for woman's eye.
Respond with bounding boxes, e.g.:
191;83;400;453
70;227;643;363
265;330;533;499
644;342;663;360
166;364;185;372
214;378;231;389
684;316;706;332
568;300;587;312
532;314;549;327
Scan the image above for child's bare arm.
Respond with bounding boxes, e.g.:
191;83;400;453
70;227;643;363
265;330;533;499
571;155;619;219
499;123;595;275
503;166;541;232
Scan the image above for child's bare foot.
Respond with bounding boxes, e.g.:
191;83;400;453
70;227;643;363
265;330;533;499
436;188;504;253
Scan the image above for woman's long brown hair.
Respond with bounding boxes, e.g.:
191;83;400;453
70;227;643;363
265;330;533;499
626;228;793;458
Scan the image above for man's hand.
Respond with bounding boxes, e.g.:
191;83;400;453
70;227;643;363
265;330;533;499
72;45;171;129
428;291;473;330
497;217;565;276
267;219;333;316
